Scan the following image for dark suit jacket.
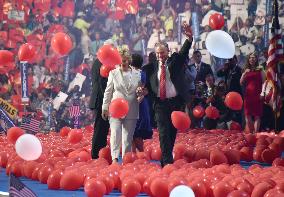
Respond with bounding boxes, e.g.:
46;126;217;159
193;62;213;83
145;39;192;102
89;59;108;110
217;66;242;95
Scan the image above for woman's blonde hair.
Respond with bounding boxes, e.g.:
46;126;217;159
119;48;132;62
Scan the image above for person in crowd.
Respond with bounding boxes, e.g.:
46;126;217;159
131;26;148;56
190;50;213;83
184;56;198;127
90;31;104;55
89;40;114;159
131;54;152;152
143;52;158;129
217;55;242;95
203;81;229;130
102;48;143;163
158;2;176;36
145;23;193;167
240;52;265;133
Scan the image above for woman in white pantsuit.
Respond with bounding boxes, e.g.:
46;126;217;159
102;48;142;163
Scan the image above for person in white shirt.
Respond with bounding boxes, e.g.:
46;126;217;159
102;48;143;163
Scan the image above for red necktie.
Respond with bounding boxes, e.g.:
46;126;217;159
159;64;166;100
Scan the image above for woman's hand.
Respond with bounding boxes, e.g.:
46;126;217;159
102;110;109;120
240;69;250;85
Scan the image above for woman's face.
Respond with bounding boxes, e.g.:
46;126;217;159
120;56;130;70
248;54;257;67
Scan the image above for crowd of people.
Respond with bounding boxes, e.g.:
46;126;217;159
0;0;284;162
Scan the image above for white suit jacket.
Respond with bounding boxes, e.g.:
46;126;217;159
102;67;141;119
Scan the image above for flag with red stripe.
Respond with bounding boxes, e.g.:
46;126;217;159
20;117;41;133
69;99;80;118
9;173;37;197
265;0;284;113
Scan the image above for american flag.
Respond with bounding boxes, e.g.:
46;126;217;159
20;116;40;133
266;0;284;113
69;99;80;118
9;173;37;197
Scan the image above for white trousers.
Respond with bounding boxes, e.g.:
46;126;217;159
109;118;137;160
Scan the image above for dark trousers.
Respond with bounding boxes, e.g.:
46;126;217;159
154;96;184;167
91;108;110;159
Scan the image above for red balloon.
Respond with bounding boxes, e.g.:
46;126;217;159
0;152;9;168
193;105;205;118
67;129;83;144
18;43;36;62
84;178;106;197
0;50;14;65
47;169;64;190
230;121;241;130
225;92;243;111
261;148;277;164
97;45;122;67
228;190;250;197
97;176;115;194
210;149;228;165
7;127;25;144
209;13;225;30
51;32;73;55
60;127;71;137
23;161;38;178
10;161;23;177
205;106;220;119
213;181;234;197
38;165;53;184
171;111;191;131
251;182;274;197
240;147;253;162
99;147;112;164
60;170;84;190
123;152;138;164
151;147;162;161
121;178;141;197
109;98;129;119
150;178;169;197
100;65;111;78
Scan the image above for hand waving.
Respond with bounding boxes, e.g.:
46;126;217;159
183;22;193;41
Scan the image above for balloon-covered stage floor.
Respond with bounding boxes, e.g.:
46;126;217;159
0;159;275;197
1;128;284;197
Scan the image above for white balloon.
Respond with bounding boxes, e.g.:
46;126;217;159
170;185;195;197
15;134;42;161
205;30;235;59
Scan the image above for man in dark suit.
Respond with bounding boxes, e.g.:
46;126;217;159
144;23;193;167
216;55;242;95
191;50;213;83
89;57;110;159
217;55;243;125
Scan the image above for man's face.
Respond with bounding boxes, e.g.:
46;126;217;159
229;57;237;67
155;45;169;64
193;53;202;64
95;33;100;40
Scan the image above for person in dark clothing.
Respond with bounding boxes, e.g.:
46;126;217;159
142;52;157;129
190;50;213;83
217;55;242;95
145;23;193;167
217;55;243;125
89;57;110;159
131;54;153;152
